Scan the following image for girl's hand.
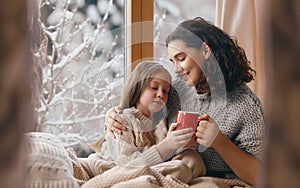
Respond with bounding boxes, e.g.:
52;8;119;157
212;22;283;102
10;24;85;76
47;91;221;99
196;114;220;149
157;123;195;159
105;106;127;138
164;123;195;150
185;134;197;148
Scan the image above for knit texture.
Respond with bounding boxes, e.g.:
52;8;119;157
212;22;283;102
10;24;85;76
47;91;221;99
80;165;189;188
106;107;169;166
73;107;208;186
170;76;265;174
25;132;79;188
74;107;168;181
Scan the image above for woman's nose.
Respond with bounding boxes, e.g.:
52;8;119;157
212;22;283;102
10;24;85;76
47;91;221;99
175;66;183;74
175;65;183;74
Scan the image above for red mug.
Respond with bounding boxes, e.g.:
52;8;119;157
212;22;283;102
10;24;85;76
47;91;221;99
176;111;199;131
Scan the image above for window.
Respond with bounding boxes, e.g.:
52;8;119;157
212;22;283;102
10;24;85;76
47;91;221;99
36;0;215;152
37;0;125;148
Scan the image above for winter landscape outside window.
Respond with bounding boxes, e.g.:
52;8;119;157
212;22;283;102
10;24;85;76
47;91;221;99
37;0;125;152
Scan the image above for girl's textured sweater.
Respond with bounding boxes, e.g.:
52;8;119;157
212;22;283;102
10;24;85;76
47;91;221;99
105;107;168;167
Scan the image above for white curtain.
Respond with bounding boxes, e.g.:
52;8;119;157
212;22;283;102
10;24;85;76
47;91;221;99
215;0;266;107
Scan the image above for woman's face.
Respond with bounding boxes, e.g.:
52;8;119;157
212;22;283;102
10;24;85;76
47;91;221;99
167;40;205;87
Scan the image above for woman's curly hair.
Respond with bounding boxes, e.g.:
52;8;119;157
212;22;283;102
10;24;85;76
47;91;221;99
166;17;256;93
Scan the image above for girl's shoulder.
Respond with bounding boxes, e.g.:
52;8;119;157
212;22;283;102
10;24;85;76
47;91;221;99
122;108;135;118
122;107;153;131
119;108;136;130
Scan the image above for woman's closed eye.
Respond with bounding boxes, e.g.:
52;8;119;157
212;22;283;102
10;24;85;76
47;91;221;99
169;53;186;64
177;55;186;62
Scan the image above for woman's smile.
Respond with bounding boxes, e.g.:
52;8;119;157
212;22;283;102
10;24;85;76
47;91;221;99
168;40;204;87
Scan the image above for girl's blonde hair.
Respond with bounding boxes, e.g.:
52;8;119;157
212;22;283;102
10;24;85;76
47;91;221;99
119;61;171;109
91;62;172;152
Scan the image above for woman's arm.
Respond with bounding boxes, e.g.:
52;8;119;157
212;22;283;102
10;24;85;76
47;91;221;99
210;132;260;187
196;115;261;186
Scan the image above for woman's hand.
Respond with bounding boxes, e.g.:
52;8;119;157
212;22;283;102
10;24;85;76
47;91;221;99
195;114;220;149
105;106;127;138
156;123;195;159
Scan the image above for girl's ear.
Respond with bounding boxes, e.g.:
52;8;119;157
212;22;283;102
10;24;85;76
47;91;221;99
202;42;211;60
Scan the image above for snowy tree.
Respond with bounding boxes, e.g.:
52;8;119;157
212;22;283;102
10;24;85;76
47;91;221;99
35;0;125;150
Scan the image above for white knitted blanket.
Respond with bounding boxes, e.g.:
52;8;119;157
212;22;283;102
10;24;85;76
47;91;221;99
25;132;253;188
67;147;252;188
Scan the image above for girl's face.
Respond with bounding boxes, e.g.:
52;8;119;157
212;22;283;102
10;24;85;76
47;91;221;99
136;71;171;118
167;40;205;87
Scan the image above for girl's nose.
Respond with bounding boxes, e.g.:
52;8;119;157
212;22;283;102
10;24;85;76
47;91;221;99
156;89;164;98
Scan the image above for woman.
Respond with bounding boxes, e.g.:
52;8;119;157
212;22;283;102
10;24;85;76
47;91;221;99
106;17;264;187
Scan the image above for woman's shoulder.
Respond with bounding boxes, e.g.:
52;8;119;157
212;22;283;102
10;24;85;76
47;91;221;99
229;84;262;104
228;84;264;114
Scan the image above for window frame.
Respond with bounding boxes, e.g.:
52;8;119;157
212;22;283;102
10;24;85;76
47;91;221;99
126;0;154;73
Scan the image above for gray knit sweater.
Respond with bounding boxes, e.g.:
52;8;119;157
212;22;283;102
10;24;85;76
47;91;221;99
167;76;265;176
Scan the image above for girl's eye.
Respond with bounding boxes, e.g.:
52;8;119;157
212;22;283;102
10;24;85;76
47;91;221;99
151;87;158;90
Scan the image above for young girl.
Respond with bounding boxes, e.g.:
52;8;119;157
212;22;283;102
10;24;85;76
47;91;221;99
73;61;206;186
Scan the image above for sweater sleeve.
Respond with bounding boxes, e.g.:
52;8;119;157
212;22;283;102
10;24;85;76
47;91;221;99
105;110;164;167
105;134;163;167
236;94;265;161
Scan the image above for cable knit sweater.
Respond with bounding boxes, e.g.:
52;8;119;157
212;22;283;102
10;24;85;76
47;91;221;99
78;107;168;179
167;76;265;177
106;107;168;166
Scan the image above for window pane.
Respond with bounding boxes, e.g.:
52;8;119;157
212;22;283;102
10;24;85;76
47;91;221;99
38;0;125;148
154;0;216;69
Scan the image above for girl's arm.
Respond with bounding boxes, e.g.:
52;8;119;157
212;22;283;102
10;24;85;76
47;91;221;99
105;111;164;166
106;134;164;166
106;118;194;166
